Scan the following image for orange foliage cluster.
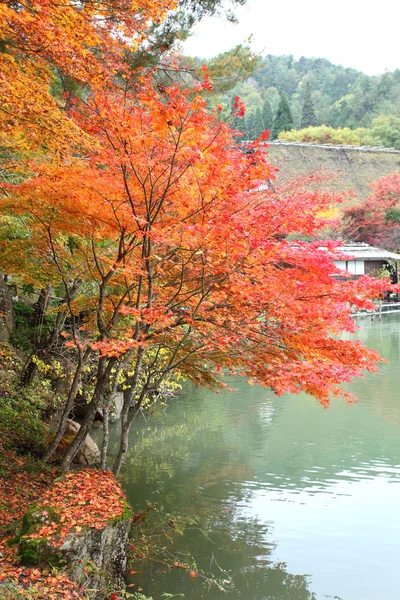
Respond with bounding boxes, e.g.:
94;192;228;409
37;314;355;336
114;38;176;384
24;470;128;547
0;0;176;153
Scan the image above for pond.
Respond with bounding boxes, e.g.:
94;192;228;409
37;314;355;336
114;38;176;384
106;314;400;600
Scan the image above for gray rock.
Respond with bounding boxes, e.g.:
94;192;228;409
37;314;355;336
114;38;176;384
72;391;124;423
72;396;103;422
0;272;14;342
61;518;130;592
65;419;101;466
18;497;131;598
108;391;124;423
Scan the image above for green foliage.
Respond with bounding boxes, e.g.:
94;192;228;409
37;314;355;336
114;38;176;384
10;300;34;352
386;208;400;223
262;99;273;132
279;125;366;145
204;44;260;94
301;82;317;128
271;92;293;139
253;107;264;139
221;55;400;144
368;115;400;149
245;109;255;140
278;120;400;150
0;344;54;454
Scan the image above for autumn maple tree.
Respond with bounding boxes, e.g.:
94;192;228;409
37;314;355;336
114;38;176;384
1;66;392;473
341;172;400;251
0;0;395;477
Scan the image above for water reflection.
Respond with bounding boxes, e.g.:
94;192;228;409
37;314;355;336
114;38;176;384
107;314;400;600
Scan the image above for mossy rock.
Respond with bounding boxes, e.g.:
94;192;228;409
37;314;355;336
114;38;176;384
111;500;132;525
20;505;61;535
19;536;48;566
17;506;62;566
16;472;131;596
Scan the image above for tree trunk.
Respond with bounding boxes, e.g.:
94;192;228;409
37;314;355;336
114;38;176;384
21;280;81;387
100;404;110;469
21;355;40;387
60;357;115;471
112;384;148;476
42;348;91;464
21;306;65;387
112;392;131;476
112;348;146;475
41;357;86;463
112;409;139;477
21;287;51;386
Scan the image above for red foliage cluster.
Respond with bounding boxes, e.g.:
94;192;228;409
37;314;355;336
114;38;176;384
342;172;400;251
25;470;128;547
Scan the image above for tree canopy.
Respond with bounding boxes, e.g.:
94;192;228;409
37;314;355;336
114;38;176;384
301;82;317;128
340;172;400;251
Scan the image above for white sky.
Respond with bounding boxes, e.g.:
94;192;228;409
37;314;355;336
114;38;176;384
182;0;400;75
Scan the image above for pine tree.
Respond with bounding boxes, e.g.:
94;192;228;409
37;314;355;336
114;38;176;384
262;99;274;134
245;110;255;140
253;107;265;139
271;92;293;139
301;82;318;128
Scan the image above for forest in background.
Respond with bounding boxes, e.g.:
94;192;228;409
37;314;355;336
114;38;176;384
203;53;400;146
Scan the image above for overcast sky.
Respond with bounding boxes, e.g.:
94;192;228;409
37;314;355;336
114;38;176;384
182;0;400;75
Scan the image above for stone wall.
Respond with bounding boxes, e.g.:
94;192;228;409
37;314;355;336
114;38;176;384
266;142;400;200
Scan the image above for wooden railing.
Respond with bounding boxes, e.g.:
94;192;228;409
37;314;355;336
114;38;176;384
352;299;400;318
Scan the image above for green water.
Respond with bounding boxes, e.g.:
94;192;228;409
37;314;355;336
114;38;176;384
108;314;400;600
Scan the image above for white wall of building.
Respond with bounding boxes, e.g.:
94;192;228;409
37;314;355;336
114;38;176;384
334;260;365;275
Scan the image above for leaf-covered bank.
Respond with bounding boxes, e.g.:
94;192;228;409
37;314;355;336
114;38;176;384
0;450;133;599
0;448;84;599
0;344;133;599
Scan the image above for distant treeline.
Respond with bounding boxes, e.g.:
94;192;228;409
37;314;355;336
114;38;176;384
220;54;400;148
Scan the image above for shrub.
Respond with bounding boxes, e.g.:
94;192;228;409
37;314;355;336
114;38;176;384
0;344;54;454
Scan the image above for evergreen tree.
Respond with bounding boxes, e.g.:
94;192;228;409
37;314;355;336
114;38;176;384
271;92;293;139
253;106;265;139
262;99;274;133
301;82;317;128
245;110;255;140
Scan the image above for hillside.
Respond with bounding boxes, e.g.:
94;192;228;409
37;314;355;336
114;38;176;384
219;54;400;146
266;142;400;199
